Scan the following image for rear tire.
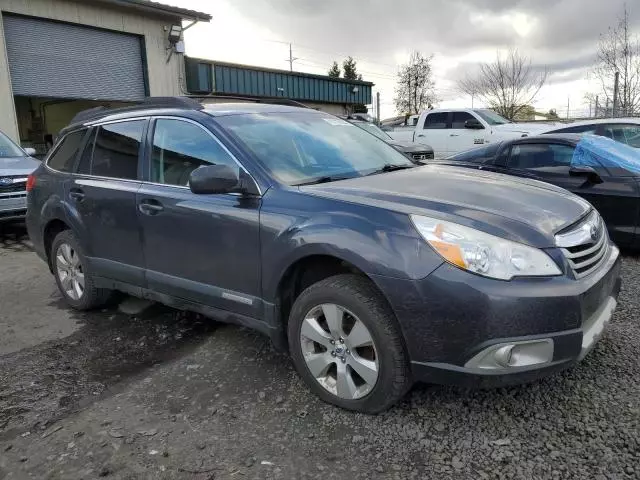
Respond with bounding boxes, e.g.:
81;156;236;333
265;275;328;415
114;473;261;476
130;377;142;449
50;230;113;310
288;274;411;413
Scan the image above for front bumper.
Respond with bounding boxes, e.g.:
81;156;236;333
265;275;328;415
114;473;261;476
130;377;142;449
373;244;622;387
0;195;27;221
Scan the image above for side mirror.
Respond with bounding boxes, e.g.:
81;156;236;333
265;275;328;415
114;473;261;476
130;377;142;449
464;119;484;130
569;165;603;184
189;164;241;194
24;147;36;156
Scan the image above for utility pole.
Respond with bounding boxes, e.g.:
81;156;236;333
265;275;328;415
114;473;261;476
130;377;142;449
589;101;592;118
376;92;381;125
612;71;620;117
287;43;298;72
595;95;599;118
566;96;570;119
471;94;474;108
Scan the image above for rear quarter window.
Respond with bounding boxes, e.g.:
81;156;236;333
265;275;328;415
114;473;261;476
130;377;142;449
47;130;86;172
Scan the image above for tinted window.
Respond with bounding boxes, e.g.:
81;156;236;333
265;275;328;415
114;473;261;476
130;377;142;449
216;111;413;185
451;112;476;129
91;121;144;180
609;125;640;147
450;142;502;163
423;112;448;129
151;119;237;186
509;143;575;170
47;130;85;172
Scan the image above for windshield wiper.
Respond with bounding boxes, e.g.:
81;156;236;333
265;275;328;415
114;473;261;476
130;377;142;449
366;163;416;176
293;175;353;186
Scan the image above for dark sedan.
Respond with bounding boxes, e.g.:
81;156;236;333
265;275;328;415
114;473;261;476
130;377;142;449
440;133;640;248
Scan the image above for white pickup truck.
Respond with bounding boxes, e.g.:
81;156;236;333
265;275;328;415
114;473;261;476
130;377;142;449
387;108;557;158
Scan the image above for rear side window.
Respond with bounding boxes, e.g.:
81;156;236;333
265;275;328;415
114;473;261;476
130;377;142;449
91;120;145;180
47;130;85;172
423;112;448;129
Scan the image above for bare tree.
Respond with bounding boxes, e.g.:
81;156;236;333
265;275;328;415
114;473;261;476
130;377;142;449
457;49;547;120
594;5;640;116
394;51;436;114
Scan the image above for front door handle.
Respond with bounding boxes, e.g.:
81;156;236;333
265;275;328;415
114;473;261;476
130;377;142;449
69;188;85;202
449;134;460;137
139;200;164;215
416;134;425;138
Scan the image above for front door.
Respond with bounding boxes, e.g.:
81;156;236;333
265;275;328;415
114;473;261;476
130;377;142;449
136;117;262;318
506;141;639;246
415;111;449;157
65;119;147;285
449;112;487;154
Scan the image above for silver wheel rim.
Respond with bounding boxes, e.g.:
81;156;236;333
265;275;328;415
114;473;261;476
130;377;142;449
300;303;379;400
55;243;85;301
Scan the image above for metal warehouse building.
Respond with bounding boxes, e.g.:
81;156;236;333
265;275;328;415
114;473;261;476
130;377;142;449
185;57;373;116
0;0;210;154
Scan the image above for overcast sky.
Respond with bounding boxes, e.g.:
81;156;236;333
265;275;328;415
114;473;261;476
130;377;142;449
172;0;640;119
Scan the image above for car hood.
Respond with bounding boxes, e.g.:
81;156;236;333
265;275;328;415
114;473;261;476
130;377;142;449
300;165;592;248
387;140;434;153
493;122;558;135
0;156;40;176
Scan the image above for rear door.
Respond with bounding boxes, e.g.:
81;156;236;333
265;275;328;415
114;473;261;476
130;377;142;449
415;112;449;157
506;141;639;246
136;117;262;318
66;119;147;286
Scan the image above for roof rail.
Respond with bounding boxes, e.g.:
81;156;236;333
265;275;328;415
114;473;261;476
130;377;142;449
188;94;310;109
68;95;309;127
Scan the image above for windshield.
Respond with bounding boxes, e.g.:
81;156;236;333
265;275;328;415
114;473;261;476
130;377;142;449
353;121;392;141
0;130;26;158
216;112;414;185
474;109;511;126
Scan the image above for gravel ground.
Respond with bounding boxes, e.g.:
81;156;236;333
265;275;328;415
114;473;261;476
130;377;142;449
0;223;639;479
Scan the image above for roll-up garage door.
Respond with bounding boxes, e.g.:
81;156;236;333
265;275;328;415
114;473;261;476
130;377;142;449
3;15;147;101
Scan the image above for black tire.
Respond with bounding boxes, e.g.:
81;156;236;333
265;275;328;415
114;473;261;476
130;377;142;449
50;230;113;310
288;274;411;413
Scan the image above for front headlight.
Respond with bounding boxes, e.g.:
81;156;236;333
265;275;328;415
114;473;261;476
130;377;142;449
410;215;561;280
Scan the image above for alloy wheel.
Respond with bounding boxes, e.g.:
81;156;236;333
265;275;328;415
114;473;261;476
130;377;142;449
55;243;85;300
299;303;379;400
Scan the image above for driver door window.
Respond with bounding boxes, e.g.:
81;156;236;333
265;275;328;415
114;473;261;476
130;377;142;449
151;119;237;186
421;112;450;157
508;143;575;177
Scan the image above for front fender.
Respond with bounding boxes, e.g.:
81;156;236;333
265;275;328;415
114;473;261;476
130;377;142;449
260;189;442;301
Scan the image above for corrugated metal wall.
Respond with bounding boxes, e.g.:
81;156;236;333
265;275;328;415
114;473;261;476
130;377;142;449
186;59;372;105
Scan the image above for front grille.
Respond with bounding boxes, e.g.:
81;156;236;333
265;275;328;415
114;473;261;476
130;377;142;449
556;211;609;279
0;176;27;194
412;152;434;161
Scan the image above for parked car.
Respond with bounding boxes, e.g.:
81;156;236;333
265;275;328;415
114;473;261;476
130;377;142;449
0;129;39;222
346;117;434;162
542;118;640;148
388;108;557;158
27;98;621;413
438;133;640;248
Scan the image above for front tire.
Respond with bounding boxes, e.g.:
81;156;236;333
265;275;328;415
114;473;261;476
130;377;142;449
51;230;113;310
288;274;411;413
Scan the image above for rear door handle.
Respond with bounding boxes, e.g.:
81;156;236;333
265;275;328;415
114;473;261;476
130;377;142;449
449;134;460;137
416;134;425;138
139;199;164;215
69;188;85;202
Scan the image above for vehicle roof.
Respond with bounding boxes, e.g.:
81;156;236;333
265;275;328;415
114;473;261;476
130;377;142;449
62;99;319;133
551;117;640;127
